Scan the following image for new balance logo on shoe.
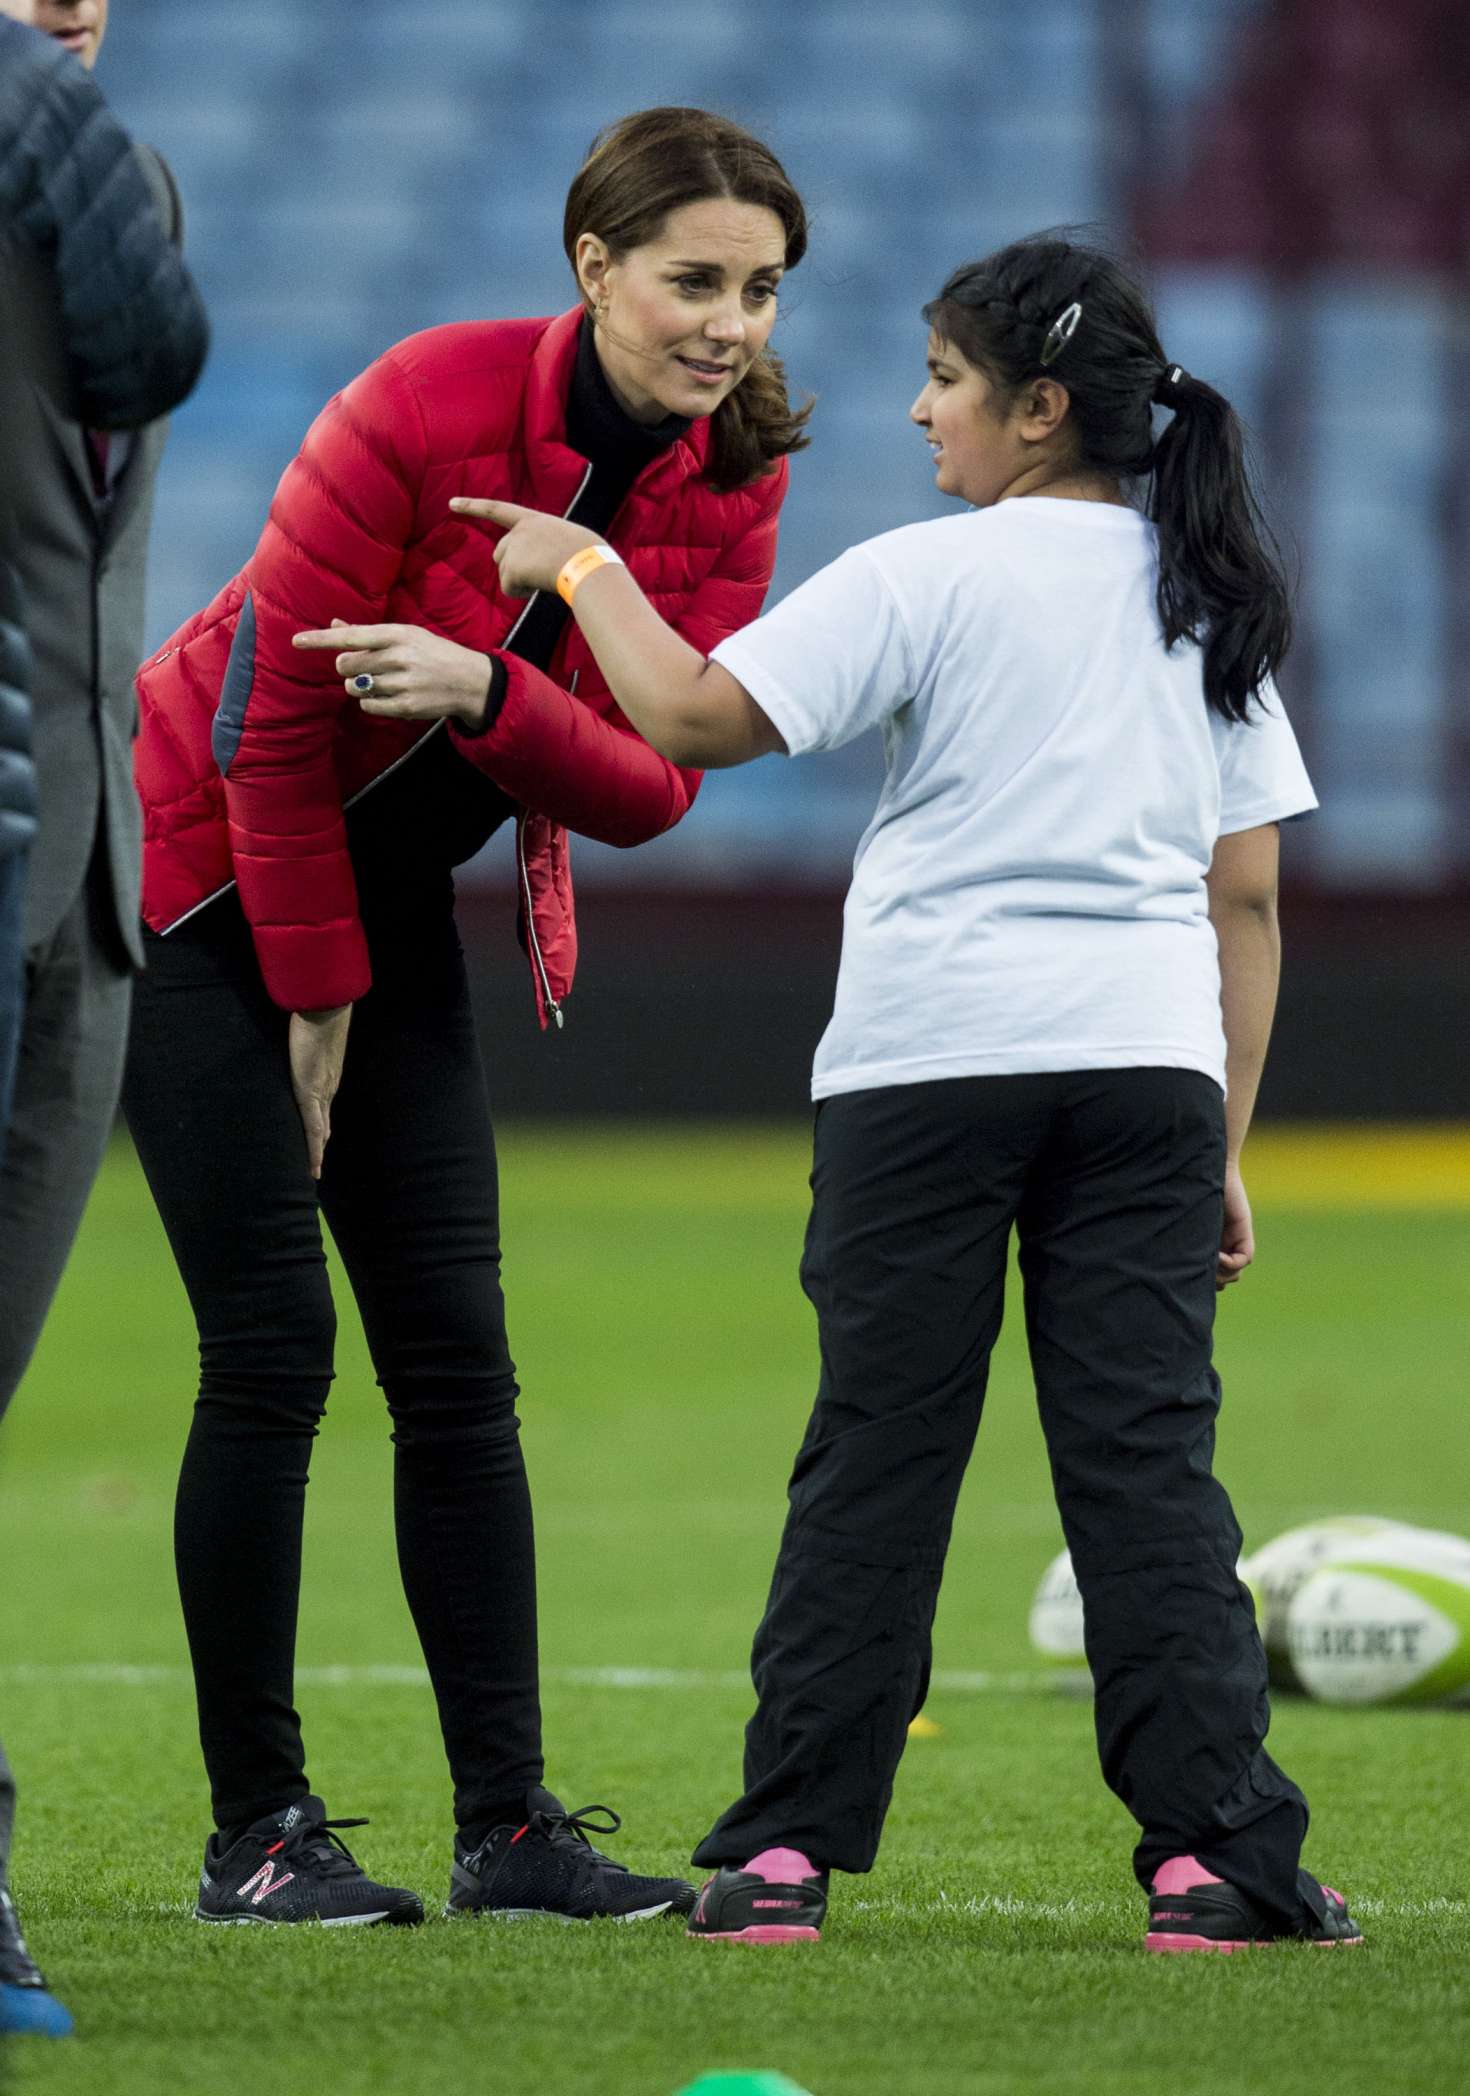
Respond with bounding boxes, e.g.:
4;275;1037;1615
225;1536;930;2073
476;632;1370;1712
236;1854;297;1906
193;1797;424;1927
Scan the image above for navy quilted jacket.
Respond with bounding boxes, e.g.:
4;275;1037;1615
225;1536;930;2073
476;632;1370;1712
0;16;208;432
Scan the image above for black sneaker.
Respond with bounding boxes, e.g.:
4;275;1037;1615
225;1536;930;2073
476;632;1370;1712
195;1796;424;1927
0;1886;74;2037
1145;1856;1363;1954
686;1847;828;1943
447;1786;696;1923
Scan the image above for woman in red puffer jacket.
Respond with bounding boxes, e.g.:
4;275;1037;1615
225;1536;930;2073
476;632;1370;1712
123;106;809;1930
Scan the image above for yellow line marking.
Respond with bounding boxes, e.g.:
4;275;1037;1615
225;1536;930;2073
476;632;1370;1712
1245;1125;1470;1208
493;1123;1470;1211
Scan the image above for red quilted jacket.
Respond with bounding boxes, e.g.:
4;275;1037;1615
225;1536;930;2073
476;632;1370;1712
134;306;788;1023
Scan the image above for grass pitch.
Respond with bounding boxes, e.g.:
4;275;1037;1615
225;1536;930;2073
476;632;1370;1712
1;1124;1467;2096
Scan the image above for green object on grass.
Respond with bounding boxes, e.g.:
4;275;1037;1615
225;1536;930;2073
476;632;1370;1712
675;2077;815;2096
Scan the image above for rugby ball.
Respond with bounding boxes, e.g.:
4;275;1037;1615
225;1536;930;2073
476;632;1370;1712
1243;1518;1470;1686
1242;1517;1415;1681
1286;1548;1470;1707
1028;1548;1086;1664
1028;1546;1255;1670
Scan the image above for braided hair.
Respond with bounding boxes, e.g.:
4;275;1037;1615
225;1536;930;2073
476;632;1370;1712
924;235;1292;723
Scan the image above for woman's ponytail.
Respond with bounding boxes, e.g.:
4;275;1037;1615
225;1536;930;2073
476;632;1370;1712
705;345;812;493
1148;368;1292;724
926;235;1294;721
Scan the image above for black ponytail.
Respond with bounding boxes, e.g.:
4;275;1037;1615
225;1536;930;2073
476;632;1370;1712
1146;368;1292;723
925;235;1292;722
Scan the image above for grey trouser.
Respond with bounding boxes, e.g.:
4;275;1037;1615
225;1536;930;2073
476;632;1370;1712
0;855;132;1425
0;851;131;1885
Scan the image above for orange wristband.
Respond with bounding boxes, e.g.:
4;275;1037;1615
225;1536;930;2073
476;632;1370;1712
556;543;625;606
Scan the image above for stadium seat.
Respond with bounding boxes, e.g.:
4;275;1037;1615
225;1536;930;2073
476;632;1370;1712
96;0;1457;892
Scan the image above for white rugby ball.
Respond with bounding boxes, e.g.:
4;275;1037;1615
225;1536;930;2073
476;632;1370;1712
1286;1549;1470;1707
1028;1548;1086;1664
1242;1517;1420;1681
1028;1545;1256;1670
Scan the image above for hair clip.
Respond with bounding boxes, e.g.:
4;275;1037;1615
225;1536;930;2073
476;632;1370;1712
1152;363;1190;406
1039;301;1083;367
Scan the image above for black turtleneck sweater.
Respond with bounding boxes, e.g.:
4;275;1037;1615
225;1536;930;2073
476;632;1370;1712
346;320;690;888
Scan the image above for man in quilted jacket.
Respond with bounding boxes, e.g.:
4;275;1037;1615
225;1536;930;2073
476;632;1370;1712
0;0;207;2037
0;0;208;1428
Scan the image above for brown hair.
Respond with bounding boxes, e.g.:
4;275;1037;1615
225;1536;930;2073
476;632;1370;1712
563;106;812;493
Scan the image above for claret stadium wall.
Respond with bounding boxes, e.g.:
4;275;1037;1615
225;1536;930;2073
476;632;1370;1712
450;887;1470;1119
102;0;1470;1119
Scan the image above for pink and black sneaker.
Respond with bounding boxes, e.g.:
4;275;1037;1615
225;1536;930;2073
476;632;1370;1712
686;1848;827;1943
1145;1856;1363;1954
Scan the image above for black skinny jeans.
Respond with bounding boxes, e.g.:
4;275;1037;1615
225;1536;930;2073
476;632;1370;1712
122;876;541;1834
693;1071;1316;1932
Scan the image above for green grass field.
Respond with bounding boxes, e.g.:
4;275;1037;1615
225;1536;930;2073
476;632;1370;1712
1;1126;1467;2096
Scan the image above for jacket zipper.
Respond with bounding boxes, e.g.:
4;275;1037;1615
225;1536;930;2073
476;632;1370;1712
496;465;591;1033
518;813;561;1030
517;665;576;1031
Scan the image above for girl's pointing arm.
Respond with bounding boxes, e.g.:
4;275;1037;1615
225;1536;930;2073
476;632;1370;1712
451;495;786;770
561;559;785;769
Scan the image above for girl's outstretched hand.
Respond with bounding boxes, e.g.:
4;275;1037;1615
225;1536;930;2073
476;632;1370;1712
450;497;600;598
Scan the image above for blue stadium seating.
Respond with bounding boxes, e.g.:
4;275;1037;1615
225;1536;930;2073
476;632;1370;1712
94;0;1454;888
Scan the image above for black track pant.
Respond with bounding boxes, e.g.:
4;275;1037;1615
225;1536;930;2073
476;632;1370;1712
692;1070;1314;1931
122;883;541;1835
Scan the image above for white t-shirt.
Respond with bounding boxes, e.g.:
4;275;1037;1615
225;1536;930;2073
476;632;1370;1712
711;499;1316;1100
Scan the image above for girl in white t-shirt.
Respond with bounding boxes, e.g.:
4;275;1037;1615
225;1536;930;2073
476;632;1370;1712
416;234;1359;1953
